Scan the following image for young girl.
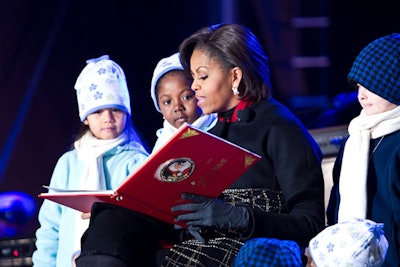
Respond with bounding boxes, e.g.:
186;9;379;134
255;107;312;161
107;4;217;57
327;33;400;266
32;55;149;267
150;52;216;152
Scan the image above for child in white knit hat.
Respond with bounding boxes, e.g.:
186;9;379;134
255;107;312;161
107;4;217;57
308;218;388;267
32;55;149;267
150;52;217;152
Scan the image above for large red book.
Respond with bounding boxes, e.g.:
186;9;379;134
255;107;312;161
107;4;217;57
39;123;261;226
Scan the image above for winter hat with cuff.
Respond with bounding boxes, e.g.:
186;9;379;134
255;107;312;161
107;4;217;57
348;33;400;105
74;55;131;121
150;52;184;113
309;218;388;267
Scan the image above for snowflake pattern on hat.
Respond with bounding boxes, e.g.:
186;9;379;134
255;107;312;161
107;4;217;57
74;55;131;121
309;218;389;267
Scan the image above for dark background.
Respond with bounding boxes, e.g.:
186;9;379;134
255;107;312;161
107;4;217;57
0;0;399;239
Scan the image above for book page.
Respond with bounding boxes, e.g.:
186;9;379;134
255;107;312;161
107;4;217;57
42;185;113;194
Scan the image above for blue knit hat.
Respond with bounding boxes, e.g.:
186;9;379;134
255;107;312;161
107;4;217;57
74;55;131;121
233;238;302;267
347;33;400;105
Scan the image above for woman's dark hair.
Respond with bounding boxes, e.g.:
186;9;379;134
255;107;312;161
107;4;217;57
179;23;272;102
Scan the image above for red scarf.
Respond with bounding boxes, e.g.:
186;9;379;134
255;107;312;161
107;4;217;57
218;100;253;123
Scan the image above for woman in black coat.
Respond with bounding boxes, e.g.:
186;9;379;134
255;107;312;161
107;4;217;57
76;23;325;267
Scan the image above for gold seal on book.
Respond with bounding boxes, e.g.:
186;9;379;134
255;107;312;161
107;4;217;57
155;158;195;182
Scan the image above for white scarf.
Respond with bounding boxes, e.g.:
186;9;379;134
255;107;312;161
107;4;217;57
152;113;217;152
72;131;128;260
338;106;400;222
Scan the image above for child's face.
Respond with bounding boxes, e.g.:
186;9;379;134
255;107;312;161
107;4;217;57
84;108;127;139
357;84;397;115
157;72;202;129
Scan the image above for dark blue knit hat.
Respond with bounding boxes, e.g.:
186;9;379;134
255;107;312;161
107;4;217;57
233;238;302;267
347;33;400;105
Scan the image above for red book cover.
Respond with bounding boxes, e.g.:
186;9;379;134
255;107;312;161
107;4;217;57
39;123;261;226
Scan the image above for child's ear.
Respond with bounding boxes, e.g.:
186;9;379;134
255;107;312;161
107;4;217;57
83;120;89;125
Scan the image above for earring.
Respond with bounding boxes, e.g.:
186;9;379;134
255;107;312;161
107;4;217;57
232;86;239;96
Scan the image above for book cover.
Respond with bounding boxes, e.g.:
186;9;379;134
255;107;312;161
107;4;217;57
39;123;261;226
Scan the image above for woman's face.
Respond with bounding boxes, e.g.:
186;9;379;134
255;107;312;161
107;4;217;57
357;84;397;115
190;49;241;114
84;108;127;139
157;72;202;129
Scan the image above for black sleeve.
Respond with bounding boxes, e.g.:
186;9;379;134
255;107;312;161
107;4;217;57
326;139;346;226
247;119;326;247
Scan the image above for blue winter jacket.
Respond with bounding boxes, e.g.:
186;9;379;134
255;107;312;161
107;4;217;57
32;142;148;267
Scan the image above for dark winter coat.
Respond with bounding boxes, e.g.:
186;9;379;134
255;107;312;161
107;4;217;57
327;131;400;266
210;98;325;247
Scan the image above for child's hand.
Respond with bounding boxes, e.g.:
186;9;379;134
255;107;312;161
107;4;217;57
81;212;91;220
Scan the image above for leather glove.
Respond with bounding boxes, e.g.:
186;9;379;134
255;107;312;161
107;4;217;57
171;193;250;230
173;221;206;244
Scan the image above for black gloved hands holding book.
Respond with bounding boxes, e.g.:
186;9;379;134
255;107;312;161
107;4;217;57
171;193;250;243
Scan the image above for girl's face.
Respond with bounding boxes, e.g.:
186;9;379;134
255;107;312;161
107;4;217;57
157;72;202;129
357;84;397;115
84;108;127;139
190;49;241;114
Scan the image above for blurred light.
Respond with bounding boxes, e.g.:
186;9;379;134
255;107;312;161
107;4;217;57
0;192;36;224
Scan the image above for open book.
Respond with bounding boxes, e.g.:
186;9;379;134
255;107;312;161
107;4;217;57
39;123;261;226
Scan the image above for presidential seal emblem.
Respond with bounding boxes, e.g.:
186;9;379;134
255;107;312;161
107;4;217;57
155;158;195;182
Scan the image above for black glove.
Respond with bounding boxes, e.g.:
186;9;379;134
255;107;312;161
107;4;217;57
171;193;250;230
173;221;207;244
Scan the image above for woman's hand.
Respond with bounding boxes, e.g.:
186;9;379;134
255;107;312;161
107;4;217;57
171;193;249;229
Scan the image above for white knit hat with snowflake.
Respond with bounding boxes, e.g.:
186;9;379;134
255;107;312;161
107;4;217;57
74;55;131;121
